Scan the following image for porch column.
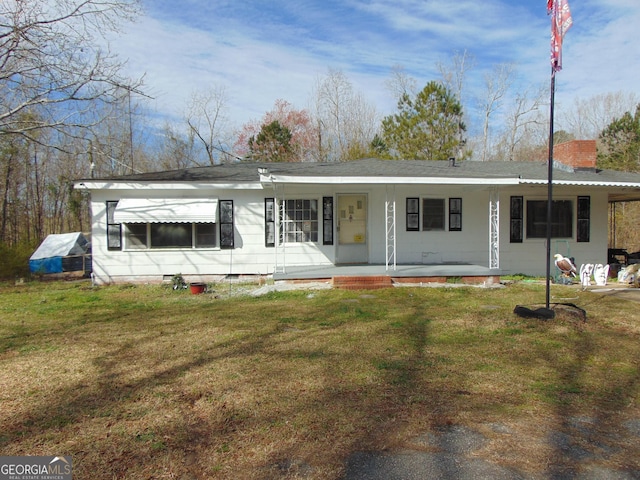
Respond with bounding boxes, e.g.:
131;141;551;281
274;184;286;274
385;185;396;271
489;188;499;269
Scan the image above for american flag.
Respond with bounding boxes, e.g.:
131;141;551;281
547;0;573;72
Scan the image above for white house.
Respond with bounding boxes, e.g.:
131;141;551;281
75;141;640;285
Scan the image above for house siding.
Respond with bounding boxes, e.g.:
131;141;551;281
498;187;609;277
89;185;500;283
389;186;490;266
89;188;337;284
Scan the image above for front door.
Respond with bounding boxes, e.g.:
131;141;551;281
337;194;368;264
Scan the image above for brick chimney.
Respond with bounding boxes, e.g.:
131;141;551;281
554;140;597;171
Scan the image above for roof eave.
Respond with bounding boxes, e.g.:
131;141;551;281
74;180;263;190
260;174;520;185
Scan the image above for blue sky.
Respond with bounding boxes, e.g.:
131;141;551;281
109;0;640;134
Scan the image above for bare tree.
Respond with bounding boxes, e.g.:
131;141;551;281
437;50;475;106
561;91;640;140
0;0;144;149
85;91;150;176
437;50;475;160
313;69;352;161
0;133;26;244
185;86;234;165
497;85;547;161
385;64;417;102
155;122;199;171
0;125;92;245
312;68;378;162
478;63;514;161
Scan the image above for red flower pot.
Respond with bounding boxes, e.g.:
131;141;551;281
189;282;206;294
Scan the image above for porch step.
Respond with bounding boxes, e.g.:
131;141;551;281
332;275;393;290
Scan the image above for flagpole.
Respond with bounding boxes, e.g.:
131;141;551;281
546;68;556;309
543;0;570;312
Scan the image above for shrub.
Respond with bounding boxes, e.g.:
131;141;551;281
0;242;34;279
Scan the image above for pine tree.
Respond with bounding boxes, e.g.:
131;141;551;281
381;81;465;160
249;120;295;162
598;104;640;172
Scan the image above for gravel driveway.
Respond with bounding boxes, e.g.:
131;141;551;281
343;420;640;480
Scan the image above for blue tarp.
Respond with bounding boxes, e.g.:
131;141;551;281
29;257;64;275
29;232;90;274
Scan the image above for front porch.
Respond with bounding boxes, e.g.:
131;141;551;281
269;184;502;288
273;263;501;289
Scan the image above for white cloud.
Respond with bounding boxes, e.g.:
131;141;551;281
106;0;640;138
109;14;327;127
561;1;640;102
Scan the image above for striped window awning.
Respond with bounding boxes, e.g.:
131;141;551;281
113;198;218;223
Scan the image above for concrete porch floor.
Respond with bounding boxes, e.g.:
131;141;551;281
273;263;500;285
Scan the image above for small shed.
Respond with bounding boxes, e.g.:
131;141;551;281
29;232;91;275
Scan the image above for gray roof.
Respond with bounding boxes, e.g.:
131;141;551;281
81;158;640;200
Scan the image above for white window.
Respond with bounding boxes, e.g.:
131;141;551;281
282;199;319;243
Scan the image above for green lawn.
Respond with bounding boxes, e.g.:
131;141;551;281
0;280;639;479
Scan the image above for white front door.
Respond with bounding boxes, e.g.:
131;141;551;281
336;194;368;264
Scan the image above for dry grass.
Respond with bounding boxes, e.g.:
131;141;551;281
0;280;639;479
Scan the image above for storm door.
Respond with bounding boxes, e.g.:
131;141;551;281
336;194;368;263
